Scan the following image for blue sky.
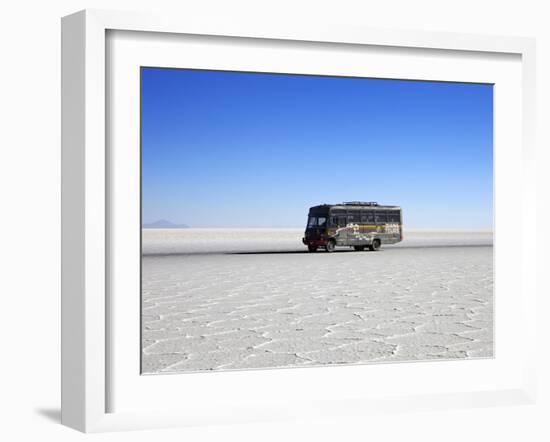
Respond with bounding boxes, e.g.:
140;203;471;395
141;68;493;229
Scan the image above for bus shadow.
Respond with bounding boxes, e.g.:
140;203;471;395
227;244;491;256
143;244;492;258
228;250;356;255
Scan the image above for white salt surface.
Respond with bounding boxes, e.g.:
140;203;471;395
141;229;493;374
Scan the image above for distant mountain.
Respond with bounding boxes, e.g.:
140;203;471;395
142;219;189;229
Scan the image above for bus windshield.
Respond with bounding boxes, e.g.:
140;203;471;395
307;216;327;228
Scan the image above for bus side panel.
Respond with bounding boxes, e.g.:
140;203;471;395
327;207;403;246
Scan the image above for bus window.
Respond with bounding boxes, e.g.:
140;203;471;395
388;211;400;223
348;212;360;223
307;216;317;227
375;212;387;223
318;217;327;227
361;211;375;223
337;216;346;227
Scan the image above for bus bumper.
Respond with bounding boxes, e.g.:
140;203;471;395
302;237;328;247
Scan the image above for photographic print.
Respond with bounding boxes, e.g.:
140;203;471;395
140;68;493;374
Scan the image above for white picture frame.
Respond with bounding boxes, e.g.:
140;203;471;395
61;9;537;433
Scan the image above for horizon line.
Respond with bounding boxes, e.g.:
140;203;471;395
142;226;494;231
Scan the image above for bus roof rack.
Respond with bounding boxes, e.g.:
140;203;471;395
342;201;379;206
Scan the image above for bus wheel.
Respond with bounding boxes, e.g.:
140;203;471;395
307;245;318;252
369;239;381;251
353;246;365;251
325;240;336;253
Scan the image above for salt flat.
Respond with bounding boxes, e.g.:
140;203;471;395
141;229;493;374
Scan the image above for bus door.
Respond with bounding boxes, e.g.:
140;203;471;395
346;212;361;244
334;214;348;243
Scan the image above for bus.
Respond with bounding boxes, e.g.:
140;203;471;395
302;201;403;252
